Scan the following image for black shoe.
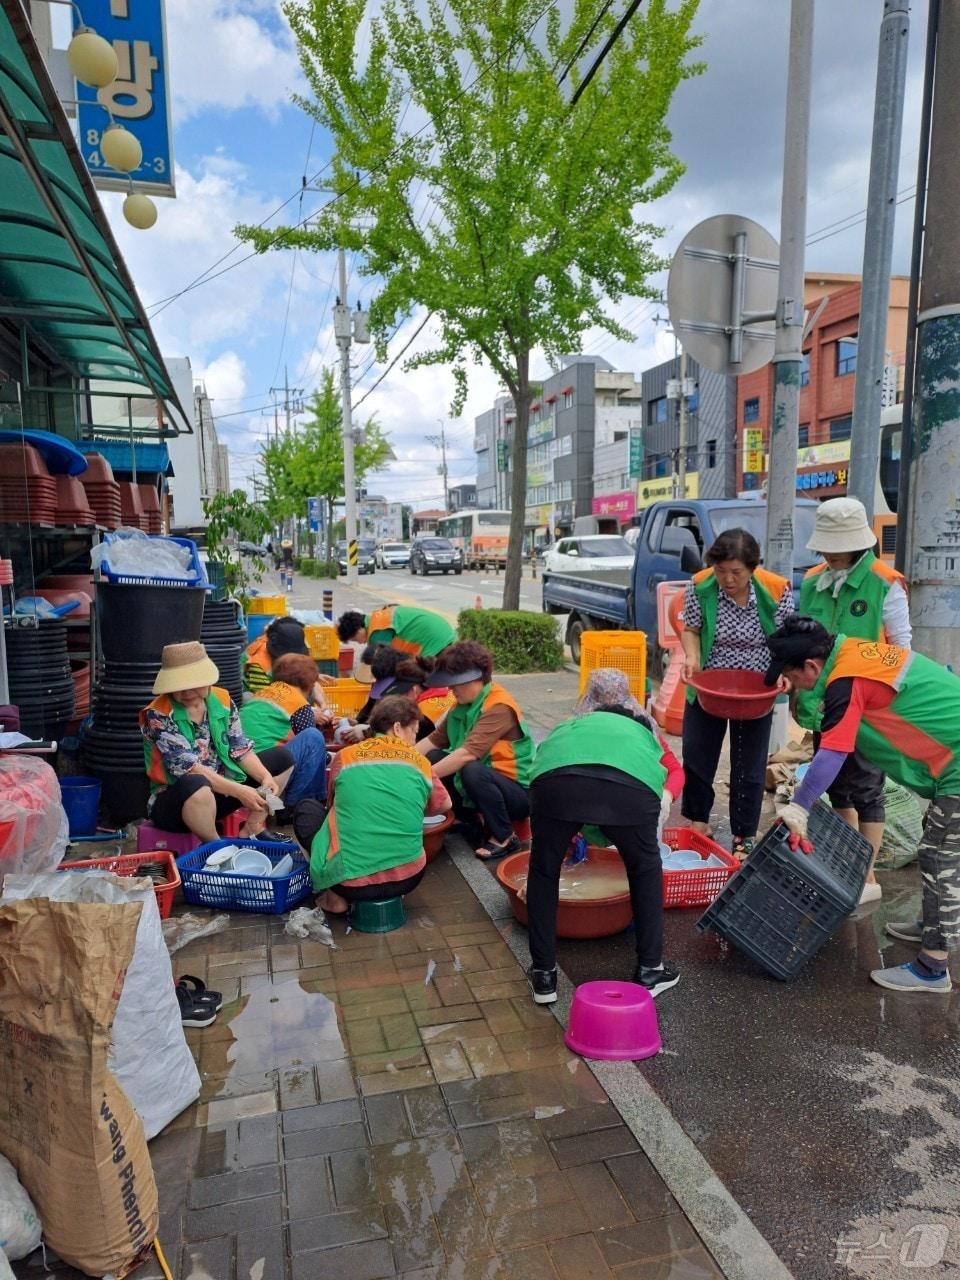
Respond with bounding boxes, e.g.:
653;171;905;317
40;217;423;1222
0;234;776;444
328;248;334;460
177;974;223;1012
633;963;680;998
176;984;218;1027
528;966;558;1005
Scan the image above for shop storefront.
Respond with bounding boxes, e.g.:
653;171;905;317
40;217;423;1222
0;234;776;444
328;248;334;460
636;473;700;508
591;490;636;526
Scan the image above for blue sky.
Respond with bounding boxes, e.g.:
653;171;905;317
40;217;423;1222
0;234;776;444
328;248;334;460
73;0;929;509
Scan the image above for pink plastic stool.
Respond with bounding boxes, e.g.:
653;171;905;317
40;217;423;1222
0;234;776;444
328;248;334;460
136;822;201;856
564;980;661;1061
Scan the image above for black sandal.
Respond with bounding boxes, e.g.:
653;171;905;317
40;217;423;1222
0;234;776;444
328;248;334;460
176;984;217;1027
177;974;223;1012
474;835;521;862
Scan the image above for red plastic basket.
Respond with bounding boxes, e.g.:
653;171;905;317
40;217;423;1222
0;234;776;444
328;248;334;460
660;827;738;909
687;669;778;720
58;850;181;919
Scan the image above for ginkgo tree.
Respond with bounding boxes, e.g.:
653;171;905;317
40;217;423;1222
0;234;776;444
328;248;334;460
238;0;702;608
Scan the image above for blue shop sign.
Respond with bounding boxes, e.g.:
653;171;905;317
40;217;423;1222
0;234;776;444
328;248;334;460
76;0;175;196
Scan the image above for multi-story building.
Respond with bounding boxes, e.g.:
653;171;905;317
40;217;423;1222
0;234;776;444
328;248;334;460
638;353;737;508
590;369;644;526
448;482;477;510
735;274;907;500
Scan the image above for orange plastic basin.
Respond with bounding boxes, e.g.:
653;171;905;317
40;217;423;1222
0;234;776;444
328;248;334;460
688;668;778;720
496;846;634;939
423;812;454;862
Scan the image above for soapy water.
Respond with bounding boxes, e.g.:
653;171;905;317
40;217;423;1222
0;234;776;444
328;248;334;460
512;846;725;901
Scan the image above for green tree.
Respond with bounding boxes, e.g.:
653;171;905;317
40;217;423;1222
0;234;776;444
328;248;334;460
202;488;273;594
237;0;701;607
259;368;391;562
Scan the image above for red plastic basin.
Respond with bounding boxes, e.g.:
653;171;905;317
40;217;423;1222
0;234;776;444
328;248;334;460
496;846;634;939
687;668;778;720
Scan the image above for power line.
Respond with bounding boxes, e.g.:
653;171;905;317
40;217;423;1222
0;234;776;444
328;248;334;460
353;313;434;408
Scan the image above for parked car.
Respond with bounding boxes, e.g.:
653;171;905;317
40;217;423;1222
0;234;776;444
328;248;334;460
542;498;820;668
409;536;463;575
336;538;377;575
543;535;635;574
376;541;410;569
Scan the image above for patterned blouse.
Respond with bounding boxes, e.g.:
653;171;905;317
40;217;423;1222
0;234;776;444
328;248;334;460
142;701;253;779
683;579;795;674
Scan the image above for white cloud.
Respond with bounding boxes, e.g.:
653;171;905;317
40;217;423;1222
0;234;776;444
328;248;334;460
165;0;303;121
194;350;249;403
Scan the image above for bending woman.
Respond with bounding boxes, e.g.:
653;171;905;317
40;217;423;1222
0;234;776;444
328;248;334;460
294;697;451;916
239;653;331;806
141;641;293;840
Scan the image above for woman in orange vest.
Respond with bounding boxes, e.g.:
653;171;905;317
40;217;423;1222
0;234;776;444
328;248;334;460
680;527;794;860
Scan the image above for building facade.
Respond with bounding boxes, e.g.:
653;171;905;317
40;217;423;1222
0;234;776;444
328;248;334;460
735;275;907;500
448;482;477;510
638;354;737;506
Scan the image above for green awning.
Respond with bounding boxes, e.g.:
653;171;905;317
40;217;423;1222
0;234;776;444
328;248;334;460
0;1;189;432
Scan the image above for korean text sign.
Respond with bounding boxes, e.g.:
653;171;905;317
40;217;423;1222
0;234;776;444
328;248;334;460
76;0;175;196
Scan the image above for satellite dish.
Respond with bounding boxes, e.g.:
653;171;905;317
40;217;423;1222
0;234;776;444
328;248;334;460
667;214;779;376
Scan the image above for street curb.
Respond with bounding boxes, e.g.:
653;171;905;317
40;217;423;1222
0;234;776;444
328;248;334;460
447;837;795;1280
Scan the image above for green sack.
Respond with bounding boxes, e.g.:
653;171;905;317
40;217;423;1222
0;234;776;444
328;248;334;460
876;778;924;869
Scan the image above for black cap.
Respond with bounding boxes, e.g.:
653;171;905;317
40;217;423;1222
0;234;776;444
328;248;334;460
266;616;308;660
763;617;832;686
425;666;482;688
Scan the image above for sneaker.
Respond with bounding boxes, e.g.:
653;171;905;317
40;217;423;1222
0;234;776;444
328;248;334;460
528;966;558;1005
176;985;218;1026
870;962;952;994
633;963;680;997
731;837;755;862
858;881;883;905
885;919;923;943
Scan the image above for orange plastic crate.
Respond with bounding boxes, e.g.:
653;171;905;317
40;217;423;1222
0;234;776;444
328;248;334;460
248;593;287;615
323;678;369;717
58;850;181;919
660;827;738;909
305;624;339;659
578;629;647;701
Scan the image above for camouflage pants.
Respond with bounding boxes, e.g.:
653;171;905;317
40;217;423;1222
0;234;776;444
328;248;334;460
920;794;960;952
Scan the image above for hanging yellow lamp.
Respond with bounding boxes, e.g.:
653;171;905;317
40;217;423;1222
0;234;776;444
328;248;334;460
66;26;118;88
123;192;158;230
101;124;142;173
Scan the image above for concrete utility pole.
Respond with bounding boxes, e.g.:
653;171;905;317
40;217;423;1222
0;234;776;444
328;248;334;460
334;247;359;587
848;0;910;516
764;0;814;579
677;348;688;499
901;0;960;662
426;419;450;510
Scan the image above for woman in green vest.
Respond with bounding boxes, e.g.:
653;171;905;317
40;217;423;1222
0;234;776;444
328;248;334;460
140;642;294;841
418;641;535;861
796;497;911;904
293;696;451;917
524;670;685;1006
680;527;794;860
238;653;331;807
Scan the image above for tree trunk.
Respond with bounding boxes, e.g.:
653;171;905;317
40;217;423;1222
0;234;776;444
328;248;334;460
325;499;334;564
503;350;532;610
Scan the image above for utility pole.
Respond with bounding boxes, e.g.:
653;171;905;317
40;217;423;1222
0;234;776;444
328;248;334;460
677;348;688;499
333;249;371;586
269;369;305;440
847;0;910;516
426;419;450;511
901;0;960;663
764;0;814;579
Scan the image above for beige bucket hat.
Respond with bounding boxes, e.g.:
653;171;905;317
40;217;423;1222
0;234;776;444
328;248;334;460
806;497;876;554
152;641;219;696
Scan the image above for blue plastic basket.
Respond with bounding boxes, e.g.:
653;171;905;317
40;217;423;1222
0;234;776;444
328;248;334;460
99;532;207;586
176;838;310;914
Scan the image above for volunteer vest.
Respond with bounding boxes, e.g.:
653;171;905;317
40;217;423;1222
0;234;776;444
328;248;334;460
796;552;906;728
239;699;293;754
141;687;247;790
531;711;667;794
444;681;535;793
686;566;790;704
309;734;433;891
242;634;272;691
366;605;457;657
817;636;960;798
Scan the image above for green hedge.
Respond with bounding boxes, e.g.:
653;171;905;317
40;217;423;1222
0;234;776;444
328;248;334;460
456;608;564;674
296;558;338;578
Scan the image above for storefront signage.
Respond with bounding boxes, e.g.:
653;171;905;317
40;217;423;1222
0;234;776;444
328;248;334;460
77;0;175;196
527;463;552;486
743;427;764;473
796;468;848;493
527;415;555;445
636;473;699;507
628;428;643;478
797;440;850;468
592;491;636;519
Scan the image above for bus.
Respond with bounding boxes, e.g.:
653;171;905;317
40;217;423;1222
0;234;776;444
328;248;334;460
875;404;902;563
436;510;511;569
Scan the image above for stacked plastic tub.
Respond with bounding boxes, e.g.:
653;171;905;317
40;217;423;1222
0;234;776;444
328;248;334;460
82;533;207;824
200;598;246;704
5;620;75;739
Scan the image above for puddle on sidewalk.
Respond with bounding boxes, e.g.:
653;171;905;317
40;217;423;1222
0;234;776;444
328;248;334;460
206;977;346;1081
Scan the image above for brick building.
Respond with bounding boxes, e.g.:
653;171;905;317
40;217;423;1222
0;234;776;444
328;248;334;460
736;274;907;499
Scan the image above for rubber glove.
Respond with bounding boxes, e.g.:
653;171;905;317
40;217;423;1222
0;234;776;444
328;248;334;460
778;802;813;854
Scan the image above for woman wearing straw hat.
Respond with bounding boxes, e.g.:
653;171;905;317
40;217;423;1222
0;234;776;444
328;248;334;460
141;641;295;841
795;496;911;904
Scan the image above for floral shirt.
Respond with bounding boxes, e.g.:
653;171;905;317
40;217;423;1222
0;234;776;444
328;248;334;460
683;579;795;674
142;701;252;779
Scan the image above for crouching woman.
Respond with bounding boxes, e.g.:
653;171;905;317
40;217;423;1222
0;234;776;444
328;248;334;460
293;697;451;916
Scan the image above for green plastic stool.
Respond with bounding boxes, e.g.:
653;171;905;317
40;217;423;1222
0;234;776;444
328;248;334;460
349;897;406;933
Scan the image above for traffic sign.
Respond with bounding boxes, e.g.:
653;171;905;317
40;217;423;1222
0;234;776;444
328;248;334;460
667;215;779;377
628;429;643;478
307;497;321;532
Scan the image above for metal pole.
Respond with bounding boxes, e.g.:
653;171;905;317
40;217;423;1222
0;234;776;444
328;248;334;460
677;348;688;499
848;0;911;517
902;0;960;663
337;247;359;587
896;0;940;573
439;420;449;511
765;0;814;579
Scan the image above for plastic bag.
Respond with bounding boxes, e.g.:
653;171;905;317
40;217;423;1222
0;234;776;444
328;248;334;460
0;1153;41;1261
0;757;68;880
161;910;231;953
2;871;200;1139
876;779;925;869
91;528;199;581
0;1249;13;1279
284;907;335;946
